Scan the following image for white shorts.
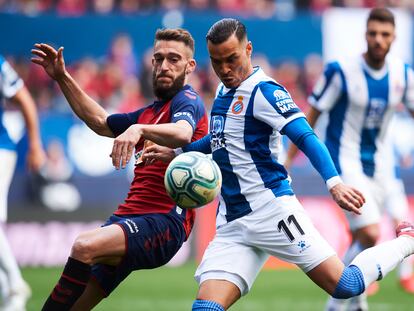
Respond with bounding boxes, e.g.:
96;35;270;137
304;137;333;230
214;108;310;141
341;172;408;231
0;149;17;222
383;177;409;221
195;195;336;295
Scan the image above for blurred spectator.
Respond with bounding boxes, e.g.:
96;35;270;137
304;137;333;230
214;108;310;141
56;0;86;16
118;0;140;13
92;0;115;14
108;33;138;77
186;0;211;10
33;139;81;212
302;53;323;96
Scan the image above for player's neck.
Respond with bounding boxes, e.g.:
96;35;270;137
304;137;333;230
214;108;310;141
363;53;385;70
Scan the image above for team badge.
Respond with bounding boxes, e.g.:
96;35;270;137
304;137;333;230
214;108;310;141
231;96;244;114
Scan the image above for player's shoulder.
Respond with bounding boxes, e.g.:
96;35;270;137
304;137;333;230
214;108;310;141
173;85;204;106
257;79;291;99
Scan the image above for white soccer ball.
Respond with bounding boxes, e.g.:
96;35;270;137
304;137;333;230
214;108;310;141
164;151;222;209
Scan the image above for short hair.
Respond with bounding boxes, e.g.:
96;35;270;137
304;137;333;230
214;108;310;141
206;18;247;44
155;28;195;56
367;8;395;26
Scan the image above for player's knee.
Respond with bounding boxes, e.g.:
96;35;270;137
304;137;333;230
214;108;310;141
71;234;96;264
331;265;365;299
192;299;225;311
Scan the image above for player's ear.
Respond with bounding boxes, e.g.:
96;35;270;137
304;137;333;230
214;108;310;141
186;59;196;75
246;41;253;58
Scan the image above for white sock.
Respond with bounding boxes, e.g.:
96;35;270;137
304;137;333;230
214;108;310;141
0;227;24;292
351;236;414;286
324;241;365;311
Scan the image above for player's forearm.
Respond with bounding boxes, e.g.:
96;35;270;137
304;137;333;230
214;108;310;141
182;134;212;154
12;87;43;150
284;118;338;182
56;72;113;137
139;122;193;148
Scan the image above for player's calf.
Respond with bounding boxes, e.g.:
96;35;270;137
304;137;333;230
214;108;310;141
42;257;91;311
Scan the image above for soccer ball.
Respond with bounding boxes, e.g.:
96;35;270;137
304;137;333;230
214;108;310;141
164;151;222;209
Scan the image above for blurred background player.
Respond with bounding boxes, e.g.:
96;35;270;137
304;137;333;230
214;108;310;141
143;18;414;311
0;55;45;310
286;7;414;311
31;28;208;311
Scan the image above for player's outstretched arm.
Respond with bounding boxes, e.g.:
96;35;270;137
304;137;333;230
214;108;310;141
283;117;365;214
284;107;321;169
31;43;113;137
11;86;46;171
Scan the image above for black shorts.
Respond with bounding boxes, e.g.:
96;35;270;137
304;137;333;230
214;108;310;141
91;208;187;296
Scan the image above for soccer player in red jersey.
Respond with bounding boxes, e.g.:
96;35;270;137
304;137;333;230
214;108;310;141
31;28;208;311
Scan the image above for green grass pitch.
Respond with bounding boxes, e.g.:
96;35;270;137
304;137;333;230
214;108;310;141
24;263;413;310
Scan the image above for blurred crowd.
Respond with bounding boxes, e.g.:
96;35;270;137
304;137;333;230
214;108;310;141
0;0;413;18
6;32;322;115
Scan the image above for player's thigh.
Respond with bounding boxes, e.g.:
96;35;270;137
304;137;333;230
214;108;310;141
0;150;17;222
195;220;269;297
251;195;336;273
71;224;126;261
197;279;241;310
306;254;345;295
341;173;382;231
71;278;104;311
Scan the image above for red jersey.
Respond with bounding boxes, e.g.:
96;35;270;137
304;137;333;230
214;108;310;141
106;85;208;237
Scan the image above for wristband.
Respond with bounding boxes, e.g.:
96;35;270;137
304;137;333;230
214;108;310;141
326;176;343;191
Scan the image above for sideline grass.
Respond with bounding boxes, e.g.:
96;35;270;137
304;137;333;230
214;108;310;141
24;263;412;311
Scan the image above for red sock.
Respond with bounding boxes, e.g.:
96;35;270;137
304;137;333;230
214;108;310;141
42;257;91;311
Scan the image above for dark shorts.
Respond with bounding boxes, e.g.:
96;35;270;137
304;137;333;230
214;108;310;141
91;208;187;296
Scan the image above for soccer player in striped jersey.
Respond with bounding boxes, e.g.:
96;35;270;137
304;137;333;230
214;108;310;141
31;28;208;311
0;55;45;311
286;7;414;311
144;18;414;311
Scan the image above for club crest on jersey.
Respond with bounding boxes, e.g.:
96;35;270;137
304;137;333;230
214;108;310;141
231;96;244;114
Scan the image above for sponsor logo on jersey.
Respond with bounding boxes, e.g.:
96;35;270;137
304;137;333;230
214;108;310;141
211;115;226;152
231;96;244;114
273;89;298;113
174;111;195;126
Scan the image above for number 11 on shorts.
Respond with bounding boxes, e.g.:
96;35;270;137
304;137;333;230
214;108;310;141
277;214;305;242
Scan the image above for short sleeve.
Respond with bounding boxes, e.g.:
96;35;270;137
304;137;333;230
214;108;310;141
107;109;143;136
170;87;206;130
0;56;24;98
253;81;305;132
308;61;343;112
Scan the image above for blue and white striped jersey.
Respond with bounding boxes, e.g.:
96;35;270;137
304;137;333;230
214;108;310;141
0;55;24;150
310;56;414;179
210;67;305;226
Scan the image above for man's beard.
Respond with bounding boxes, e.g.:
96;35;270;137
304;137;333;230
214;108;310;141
153;69;186;101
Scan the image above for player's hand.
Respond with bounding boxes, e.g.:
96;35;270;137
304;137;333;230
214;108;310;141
31;43;66;80
26;145;46;172
329;183;365;215
142;144;176;164
111;124;142;170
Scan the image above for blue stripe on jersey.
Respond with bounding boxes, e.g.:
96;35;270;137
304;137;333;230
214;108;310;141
211;88;252;222
244;84;292;197
325;66;348;175
360;71;389;177
312;62;341;101
402;63;409;103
